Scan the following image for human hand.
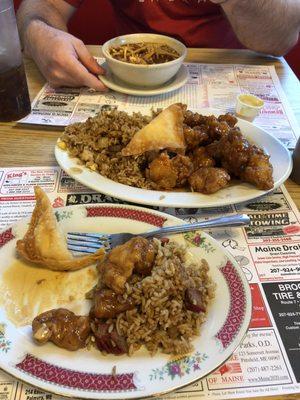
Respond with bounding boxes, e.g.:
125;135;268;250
25;21;107;91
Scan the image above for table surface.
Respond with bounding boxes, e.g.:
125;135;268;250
0;47;299;210
0;47;299;400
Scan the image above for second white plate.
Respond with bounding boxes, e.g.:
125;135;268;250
55;108;292;209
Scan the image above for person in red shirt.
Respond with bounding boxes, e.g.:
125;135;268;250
17;0;300;91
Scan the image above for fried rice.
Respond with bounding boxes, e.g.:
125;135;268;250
60;109;156;189
103;239;215;356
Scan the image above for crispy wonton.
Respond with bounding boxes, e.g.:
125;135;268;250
122;104;186;156
16;186;104;271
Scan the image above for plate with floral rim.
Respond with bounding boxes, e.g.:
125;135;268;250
0;203;251;399
55;108;292;209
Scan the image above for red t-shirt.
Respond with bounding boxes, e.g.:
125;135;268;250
65;0;242;48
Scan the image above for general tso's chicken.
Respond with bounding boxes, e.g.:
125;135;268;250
91;321;128;355
133;239;157;275
206;129;274;190
184;110;208;127
218;113;238;128
171;154;194;187
240;148;274;190
188;167;230;194
91;288;135;319
191;147;215;169
32;308;90;351
147;152;178;189
206;129;251;174
147;152;193;189
205;116;231;141
183;124;209;150
98;237;157;294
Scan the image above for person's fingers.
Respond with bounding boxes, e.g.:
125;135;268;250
81;71;108;91
73;39;106;75
63;57;108;91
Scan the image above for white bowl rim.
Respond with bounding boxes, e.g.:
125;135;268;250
102;33;187;69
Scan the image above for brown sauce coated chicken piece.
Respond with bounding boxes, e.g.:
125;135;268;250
184;110;208;127
147;152;177;189
183;124;209;150
183;111;235;144
91;288;135;319
32;308;90;351
133;239;157;275
239;148;274;190
218;113;238;128
188;167;230;194
206;130;274;190
98;237;157;294
171;154;194;186
147;152;193;189
207;129;250;173
205;116;231;141
191;147;215;169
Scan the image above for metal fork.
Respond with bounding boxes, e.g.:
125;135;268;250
67;214;250;253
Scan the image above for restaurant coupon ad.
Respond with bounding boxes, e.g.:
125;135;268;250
20;61;300;149
0;167;300;399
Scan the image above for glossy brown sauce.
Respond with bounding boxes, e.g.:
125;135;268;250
0;260;98;326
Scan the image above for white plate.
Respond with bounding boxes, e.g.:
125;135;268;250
0;204;251;399
55;108;292;209
99;63;188;96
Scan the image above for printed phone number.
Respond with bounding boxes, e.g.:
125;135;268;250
270;267;300;274
247;365;282;373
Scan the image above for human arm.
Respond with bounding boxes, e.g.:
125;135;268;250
211;0;300;56
17;0;107;90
